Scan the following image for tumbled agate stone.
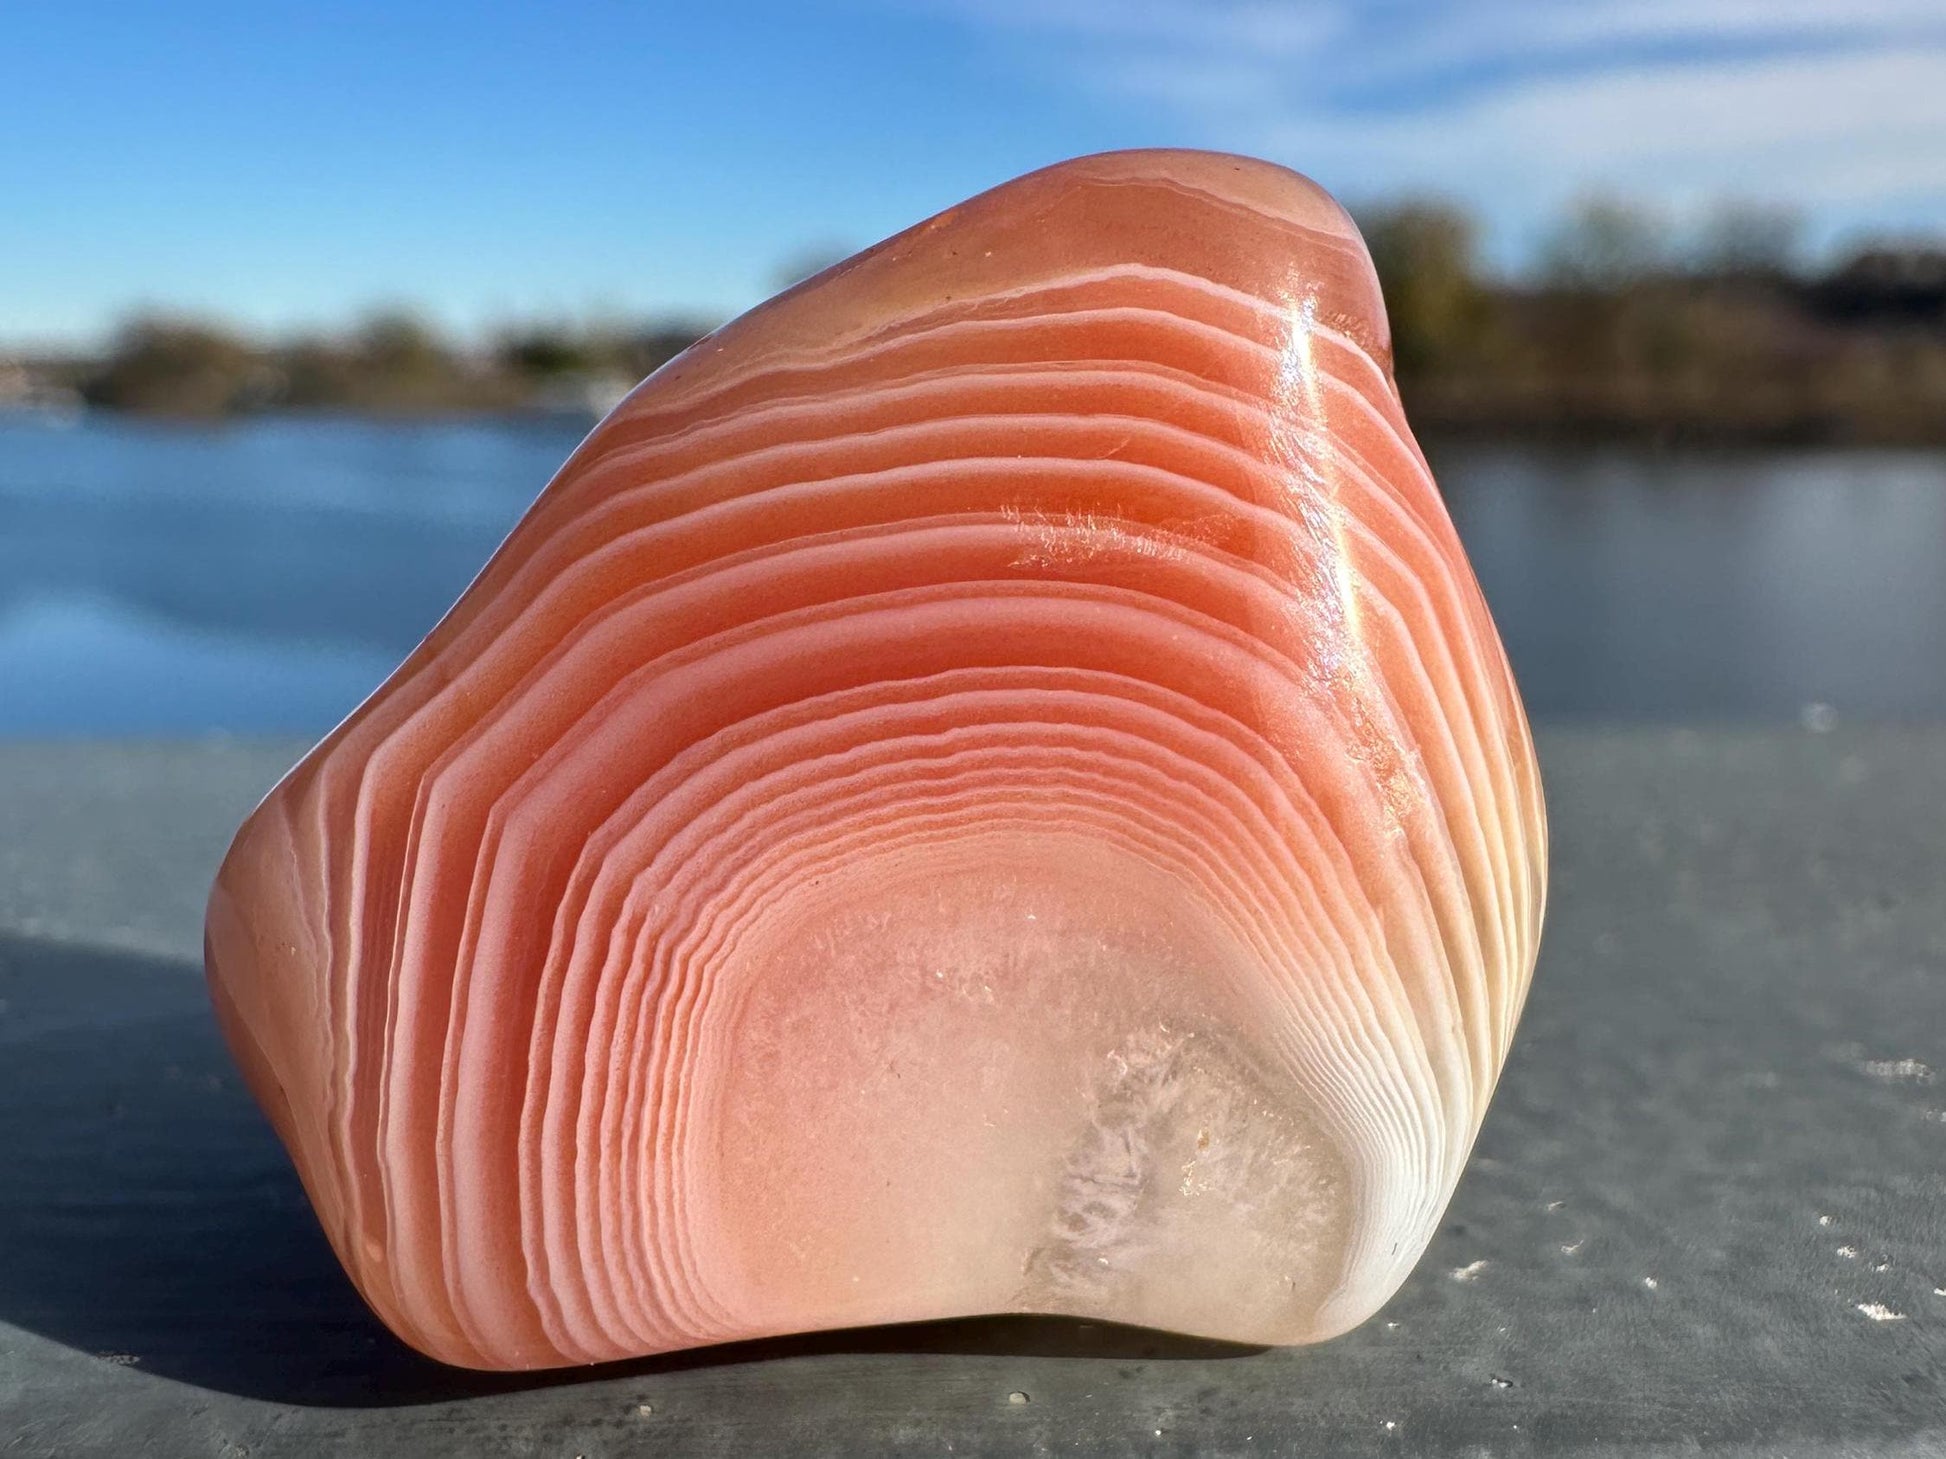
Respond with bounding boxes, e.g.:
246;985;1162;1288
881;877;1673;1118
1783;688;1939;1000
206;149;1546;1370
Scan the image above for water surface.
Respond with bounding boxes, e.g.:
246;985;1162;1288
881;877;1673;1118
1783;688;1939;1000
3;412;1942;734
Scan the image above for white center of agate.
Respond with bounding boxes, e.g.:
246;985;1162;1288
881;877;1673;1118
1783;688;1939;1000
687;828;1352;1344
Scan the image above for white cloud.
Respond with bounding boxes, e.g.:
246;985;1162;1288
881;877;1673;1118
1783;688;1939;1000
1514;0;1946;48
938;0;1343;56
919;0;1946;257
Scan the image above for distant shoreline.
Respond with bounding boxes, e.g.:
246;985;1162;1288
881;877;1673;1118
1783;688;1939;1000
14;210;1946;449
1403;382;1946;449
11;395;1946;450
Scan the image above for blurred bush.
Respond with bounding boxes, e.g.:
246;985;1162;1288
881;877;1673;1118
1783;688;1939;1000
66;312;717;420
83;317;275;418
1357;200;1494;378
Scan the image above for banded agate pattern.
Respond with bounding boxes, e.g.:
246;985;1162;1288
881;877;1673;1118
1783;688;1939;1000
206;149;1547;1370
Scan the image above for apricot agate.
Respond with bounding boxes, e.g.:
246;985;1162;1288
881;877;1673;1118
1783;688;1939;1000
205;149;1547;1370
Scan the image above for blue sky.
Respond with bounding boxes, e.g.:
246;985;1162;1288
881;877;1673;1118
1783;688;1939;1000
9;0;1946;346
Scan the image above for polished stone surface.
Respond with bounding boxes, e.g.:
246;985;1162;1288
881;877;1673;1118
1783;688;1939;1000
1;731;1941;1455
205;152;1544;1369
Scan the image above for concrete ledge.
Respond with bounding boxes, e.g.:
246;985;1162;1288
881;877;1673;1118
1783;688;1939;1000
1;730;1942;1457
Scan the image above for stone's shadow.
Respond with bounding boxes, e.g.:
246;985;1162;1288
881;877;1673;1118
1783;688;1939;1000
0;933;1259;1409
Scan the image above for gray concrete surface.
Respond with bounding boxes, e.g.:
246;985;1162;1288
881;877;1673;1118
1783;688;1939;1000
0;730;1942;1457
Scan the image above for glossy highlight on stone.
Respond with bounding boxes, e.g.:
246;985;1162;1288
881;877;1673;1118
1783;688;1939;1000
205;149;1547;1371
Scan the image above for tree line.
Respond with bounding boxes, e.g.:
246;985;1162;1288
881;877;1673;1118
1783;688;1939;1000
38;313;712;419
17;197;1946;442
1361;197;1946;443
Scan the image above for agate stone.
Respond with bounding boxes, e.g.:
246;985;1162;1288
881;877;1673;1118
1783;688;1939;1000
205;149;1547;1370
